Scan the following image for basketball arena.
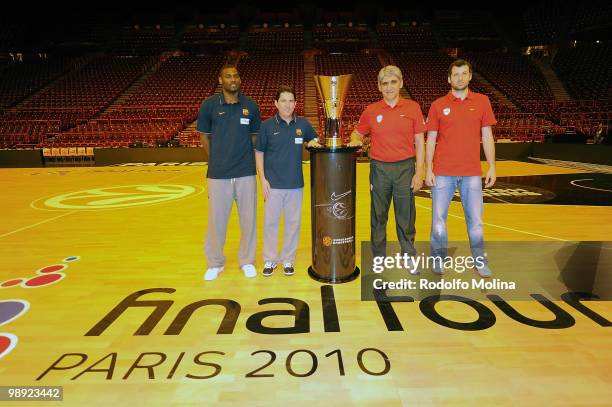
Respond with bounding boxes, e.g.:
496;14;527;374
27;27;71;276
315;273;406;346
0;2;610;406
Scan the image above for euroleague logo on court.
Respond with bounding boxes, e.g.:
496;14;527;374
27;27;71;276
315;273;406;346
0;300;29;360
0;256;79;360
417;181;556;204
32;185;200;210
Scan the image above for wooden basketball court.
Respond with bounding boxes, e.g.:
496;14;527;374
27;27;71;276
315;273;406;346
0;160;610;406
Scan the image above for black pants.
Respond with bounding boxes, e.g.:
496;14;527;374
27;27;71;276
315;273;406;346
369;158;417;258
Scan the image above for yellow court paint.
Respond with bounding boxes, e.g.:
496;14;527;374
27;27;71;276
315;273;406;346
0;162;610;406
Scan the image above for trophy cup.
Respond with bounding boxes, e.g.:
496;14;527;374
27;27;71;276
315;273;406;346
308;75;360;283
314;74;352;148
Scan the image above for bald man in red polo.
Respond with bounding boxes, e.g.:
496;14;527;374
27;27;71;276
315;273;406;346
349;65;425;273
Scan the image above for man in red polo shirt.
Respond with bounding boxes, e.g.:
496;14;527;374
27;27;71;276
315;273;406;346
425;59;497;277
349;65;426;273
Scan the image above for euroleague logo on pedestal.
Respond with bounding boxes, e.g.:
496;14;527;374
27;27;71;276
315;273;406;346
323;236;333;247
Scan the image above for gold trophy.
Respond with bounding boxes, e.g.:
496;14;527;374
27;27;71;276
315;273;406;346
314;74;353;148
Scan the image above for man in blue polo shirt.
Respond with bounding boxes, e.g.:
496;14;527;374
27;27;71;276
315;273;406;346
197;65;261;281
255;85;321;277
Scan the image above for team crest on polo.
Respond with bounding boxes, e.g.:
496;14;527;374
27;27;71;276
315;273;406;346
376;114;383;123
296;128;303;136
242;108;249;116
443;108;451;116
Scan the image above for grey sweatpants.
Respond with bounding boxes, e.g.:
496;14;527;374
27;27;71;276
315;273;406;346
205;176;257;268
263;188;303;265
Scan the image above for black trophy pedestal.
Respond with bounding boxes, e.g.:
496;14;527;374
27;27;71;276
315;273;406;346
307;146;360;283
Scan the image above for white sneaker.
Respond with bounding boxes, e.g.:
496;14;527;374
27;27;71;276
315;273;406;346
241;264;257;278
204;266;224;281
